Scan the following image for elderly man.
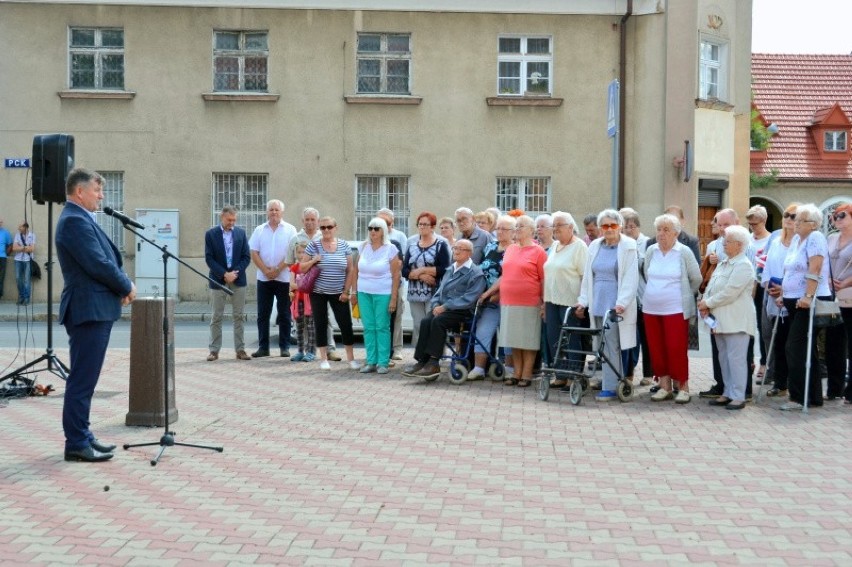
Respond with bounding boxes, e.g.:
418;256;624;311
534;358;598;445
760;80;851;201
249;199;297;358
402;239;486;378
454;207;493;264
205;205;252;361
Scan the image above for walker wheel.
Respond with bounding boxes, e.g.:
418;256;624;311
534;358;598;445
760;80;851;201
487;361;505;380
448;362;468;385
617;380;633;402
570;379;584;405
538;374;550;401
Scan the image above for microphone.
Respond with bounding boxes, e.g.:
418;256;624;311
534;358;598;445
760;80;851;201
103;207;145;230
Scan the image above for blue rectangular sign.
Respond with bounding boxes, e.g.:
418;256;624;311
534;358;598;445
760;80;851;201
607;80;619;138
5;158;31;168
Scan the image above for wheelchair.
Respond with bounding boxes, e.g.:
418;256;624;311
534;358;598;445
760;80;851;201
428;303;505;385
539;307;633;404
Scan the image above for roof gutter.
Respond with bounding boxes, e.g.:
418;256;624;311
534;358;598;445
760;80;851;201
618;0;632;208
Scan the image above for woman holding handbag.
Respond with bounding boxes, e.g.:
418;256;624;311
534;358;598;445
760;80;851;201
825;202;852;404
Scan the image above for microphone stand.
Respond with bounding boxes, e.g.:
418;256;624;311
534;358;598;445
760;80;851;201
0;201;69;388
118;219;232;465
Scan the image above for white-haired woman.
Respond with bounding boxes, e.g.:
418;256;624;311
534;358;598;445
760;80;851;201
777;204;831;410
644;214;702;403
350;217;402;374
542;212;588;387
575;209;639;401
698;225;756;411
747;204;772;380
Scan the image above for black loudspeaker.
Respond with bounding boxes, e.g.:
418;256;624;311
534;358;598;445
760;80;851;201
32;134;75;204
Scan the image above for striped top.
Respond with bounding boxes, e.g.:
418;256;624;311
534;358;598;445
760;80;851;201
305;238;352;294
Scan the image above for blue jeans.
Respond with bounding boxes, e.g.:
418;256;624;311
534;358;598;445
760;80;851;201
358;292;391;366
257;280;290;351
15;259;30;303
474;302;500;354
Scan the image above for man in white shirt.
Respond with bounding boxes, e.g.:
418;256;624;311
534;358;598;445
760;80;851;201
249;199;297;357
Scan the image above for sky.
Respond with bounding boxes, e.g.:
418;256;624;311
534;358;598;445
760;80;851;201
752;0;852;54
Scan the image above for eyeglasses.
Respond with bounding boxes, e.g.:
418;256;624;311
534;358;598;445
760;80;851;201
455;217;471;224
367;226;382;232
834;212;848;221
747;221;760;226
599;223;620;230
319;225;335;230
417;223;433;227
552;223;570;229
795;218;816;224
452;247;472;252
783;212;796;220
495;227;512;231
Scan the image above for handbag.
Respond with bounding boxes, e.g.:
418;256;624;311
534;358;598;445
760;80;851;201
29;258;42;280
813;242;843;328
298;265;319;294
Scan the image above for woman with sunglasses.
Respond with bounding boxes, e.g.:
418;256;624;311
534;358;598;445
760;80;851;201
760;203;799;398
825;202;852;404
301;217;360;371
575;209;639;402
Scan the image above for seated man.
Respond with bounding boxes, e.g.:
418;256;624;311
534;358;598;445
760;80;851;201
402;239;486;378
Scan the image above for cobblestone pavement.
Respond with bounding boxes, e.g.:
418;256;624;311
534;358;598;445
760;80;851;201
0;347;849;566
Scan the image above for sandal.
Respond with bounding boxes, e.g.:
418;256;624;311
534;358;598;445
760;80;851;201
504;378;518;386
517;379;531;388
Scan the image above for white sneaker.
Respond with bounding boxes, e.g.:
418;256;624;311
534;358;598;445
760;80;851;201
651;389;673;402
675;390;691;404
320;361;331;370
467;367;485;381
349;360;361;370
391;352;403;361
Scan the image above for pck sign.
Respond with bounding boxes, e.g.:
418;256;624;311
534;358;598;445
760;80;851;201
5;159;31;168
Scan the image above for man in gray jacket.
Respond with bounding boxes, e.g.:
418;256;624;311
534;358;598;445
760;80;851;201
402;239;486;378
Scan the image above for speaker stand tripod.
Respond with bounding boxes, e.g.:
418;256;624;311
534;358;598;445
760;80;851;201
1;201;69;389
120;221;230;465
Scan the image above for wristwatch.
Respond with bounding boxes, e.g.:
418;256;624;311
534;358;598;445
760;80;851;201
805;293;815;299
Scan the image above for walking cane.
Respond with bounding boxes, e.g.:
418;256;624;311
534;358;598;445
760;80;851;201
756;313;782;404
802;298;817;414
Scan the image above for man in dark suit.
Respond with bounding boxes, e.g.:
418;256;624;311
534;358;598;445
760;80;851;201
402;239;486;378
205;205;252;361
57;168;136;462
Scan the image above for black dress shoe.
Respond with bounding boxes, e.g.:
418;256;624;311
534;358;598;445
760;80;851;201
708;397;731;406
726;401;746;410
251;349;270;358
91;439;117;453
64;446;114;462
699;387;724;398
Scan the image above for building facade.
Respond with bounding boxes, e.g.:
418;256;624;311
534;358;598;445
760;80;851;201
0;0;752;300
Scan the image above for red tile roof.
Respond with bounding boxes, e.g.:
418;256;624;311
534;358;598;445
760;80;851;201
751;53;852;181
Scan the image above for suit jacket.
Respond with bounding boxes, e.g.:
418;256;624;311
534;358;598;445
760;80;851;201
205;225;251;288
56;202;133;327
429;262;486;312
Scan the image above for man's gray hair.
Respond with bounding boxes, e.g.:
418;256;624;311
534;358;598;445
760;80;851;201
221;204;237;216
455;207;474;218
267;199;285;211
302;207;319;219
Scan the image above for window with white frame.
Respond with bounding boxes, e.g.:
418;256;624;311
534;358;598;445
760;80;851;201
211;173;269;233
825;131;848;152
94;172;125;251
355;176;410;240
497;36;552;96
699;38;728;101
69;28;125;89
213;31;269;92
356;33;411;94
495;177;551;217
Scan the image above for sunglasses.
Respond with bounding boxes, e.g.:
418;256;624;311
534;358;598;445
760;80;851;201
783;212;796;220
319;225;335;230
367;226;382;232
599;223;620;230
834;212;848;221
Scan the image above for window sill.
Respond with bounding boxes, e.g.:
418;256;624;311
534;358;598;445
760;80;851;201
202;93;280;102
486;96;563;107
344;95;422;105
695;98;734;112
58;90;136;100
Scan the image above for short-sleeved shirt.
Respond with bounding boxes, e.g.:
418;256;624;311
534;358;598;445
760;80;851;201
357;243;398;295
479;240;506;289
591;244;619;317
13;231;35;262
249;221;297;283
543;238;587;306
305;238;352;295
0;228;12;258
783;231;831;298
499;243;546;307
828;233;852;304
642;247;683;315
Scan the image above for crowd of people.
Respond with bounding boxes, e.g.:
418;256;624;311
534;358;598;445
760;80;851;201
204;200;852;410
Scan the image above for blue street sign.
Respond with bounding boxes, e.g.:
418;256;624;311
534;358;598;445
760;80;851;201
4;158;30;168
607;79;619;138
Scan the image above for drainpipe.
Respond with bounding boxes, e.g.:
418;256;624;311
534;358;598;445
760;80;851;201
618;0;633;208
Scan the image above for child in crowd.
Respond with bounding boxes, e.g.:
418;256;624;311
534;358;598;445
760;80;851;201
289;242;317;362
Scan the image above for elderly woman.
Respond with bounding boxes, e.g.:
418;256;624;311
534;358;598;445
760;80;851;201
575;209;639;401
535;214;554;252
471;215;517;380
351;218;402;374
542;212;588;387
438;217;456;248
777;204;831;410
747;205;772;380
403;212;451;347
698;225;756;411
826;202;852;403
644;214;702;403
301;217;360;371
475;211;496;235
489;215;547;387
760;203;798;397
